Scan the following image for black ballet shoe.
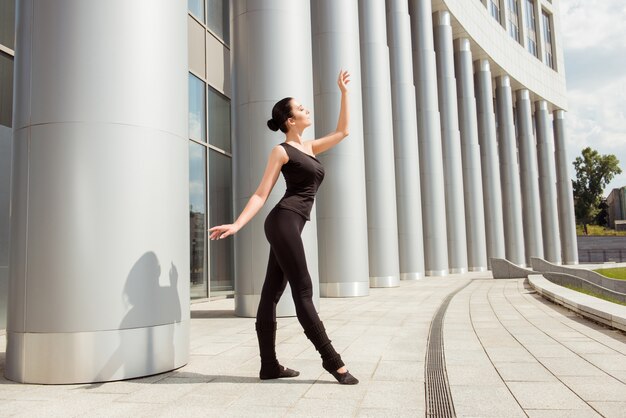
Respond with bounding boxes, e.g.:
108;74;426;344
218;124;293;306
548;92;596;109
259;363;300;380
330;369;359;385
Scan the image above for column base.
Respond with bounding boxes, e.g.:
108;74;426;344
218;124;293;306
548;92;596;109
469;267;488;272
400;272;424;280
369;275;400;288
320;281;369;297
426;269;449;277
5;320;189;384
449;267;468;274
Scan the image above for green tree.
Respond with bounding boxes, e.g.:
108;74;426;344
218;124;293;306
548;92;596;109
572;147;622;234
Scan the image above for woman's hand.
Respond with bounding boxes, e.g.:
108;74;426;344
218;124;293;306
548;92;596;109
337;70;351;94
209;224;239;240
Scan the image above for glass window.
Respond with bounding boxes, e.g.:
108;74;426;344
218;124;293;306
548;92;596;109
209;150;234;295
189;74;206;142
490;0;501;24
0;51;13;128
188;0;205;23
208;87;231;153
542;11;554;69
0;0;15;50
189;141;207;299
525;0;538;57
207;0;229;44
507;0;521;43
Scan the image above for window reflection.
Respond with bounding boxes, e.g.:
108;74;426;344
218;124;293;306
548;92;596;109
0;52;13;128
189;74;206;142
189;141;207;299
209;150;234;295
208;87;231;153
188;0;205;23
0;0;15;50
525;0;538;57
207;0;229;44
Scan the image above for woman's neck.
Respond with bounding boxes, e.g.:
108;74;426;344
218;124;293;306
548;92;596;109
285;130;304;144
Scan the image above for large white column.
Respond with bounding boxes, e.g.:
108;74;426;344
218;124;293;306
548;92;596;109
358;0;400;288
536;100;562;263
386;0;424;280
7;0;189;383
553;110;579;264
433;11;468;274
409;0;449;276
515;89;544;263
454;39;488;272
495;75;525;266
232;1;321;315
312;0;370;296
474;60;505;265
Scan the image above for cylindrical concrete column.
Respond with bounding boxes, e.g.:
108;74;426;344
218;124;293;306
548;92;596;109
312;0;370;296
454;39;487;272
7;0;189;383
386;0;424;280
495;75;525;265
515;89;544;263
409;0;449;276
535;100;562;263
474;60;505;265
553;110;579;264
433;11;467;273
433;11;468;274
232;1;321;315
358;0;400;288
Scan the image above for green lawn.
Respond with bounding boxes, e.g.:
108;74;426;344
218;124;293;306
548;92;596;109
576;224;626;236
562;284;626;306
593;267;626;280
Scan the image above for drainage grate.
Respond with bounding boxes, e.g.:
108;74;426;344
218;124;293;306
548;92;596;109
425;281;471;418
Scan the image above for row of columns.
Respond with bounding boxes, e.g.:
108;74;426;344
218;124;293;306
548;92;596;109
232;0;578;317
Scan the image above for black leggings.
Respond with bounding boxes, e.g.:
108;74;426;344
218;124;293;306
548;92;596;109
256;206;320;328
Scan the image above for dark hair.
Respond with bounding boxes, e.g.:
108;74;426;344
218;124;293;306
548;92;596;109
267;97;294;133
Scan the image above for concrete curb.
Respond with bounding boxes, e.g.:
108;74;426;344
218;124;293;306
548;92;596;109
528;274;626;332
531;257;626;293
491;258;534;279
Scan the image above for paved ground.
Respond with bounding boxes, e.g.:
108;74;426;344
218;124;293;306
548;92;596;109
1;273;625;417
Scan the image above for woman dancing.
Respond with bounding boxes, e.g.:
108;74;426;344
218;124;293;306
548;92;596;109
209;70;358;385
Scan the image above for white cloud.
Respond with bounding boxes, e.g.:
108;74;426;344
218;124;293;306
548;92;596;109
561;0;626;195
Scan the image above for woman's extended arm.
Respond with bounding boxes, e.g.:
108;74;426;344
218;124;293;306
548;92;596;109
209;145;287;240
310;70;351;155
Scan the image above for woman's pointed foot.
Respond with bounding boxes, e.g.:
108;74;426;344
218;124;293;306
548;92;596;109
259;364;300;380
330;369;359;385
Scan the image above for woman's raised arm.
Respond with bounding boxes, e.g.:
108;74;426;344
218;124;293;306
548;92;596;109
310;70;351;155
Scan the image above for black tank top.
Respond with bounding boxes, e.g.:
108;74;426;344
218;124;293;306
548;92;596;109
275;142;325;221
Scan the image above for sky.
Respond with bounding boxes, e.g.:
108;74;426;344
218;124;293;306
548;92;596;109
560;0;626;196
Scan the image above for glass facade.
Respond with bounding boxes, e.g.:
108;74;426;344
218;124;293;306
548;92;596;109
187;72;234;299
525;0;538;57
542;11;555;69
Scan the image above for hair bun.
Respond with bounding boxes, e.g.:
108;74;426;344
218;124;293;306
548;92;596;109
267;118;279;132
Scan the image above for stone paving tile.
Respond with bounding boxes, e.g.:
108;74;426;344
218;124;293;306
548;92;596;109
559;376;626;402
356;407;425;417
588;401;626;418
536;357;607;377
359;380;424;410
285;397;360;417
449;385;526;417
371;360;424;382
524;409;602;418
506;381;591;410
493;362;557;382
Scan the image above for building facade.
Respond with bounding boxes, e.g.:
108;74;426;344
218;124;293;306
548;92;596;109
0;0;578;382
607;186;626;229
